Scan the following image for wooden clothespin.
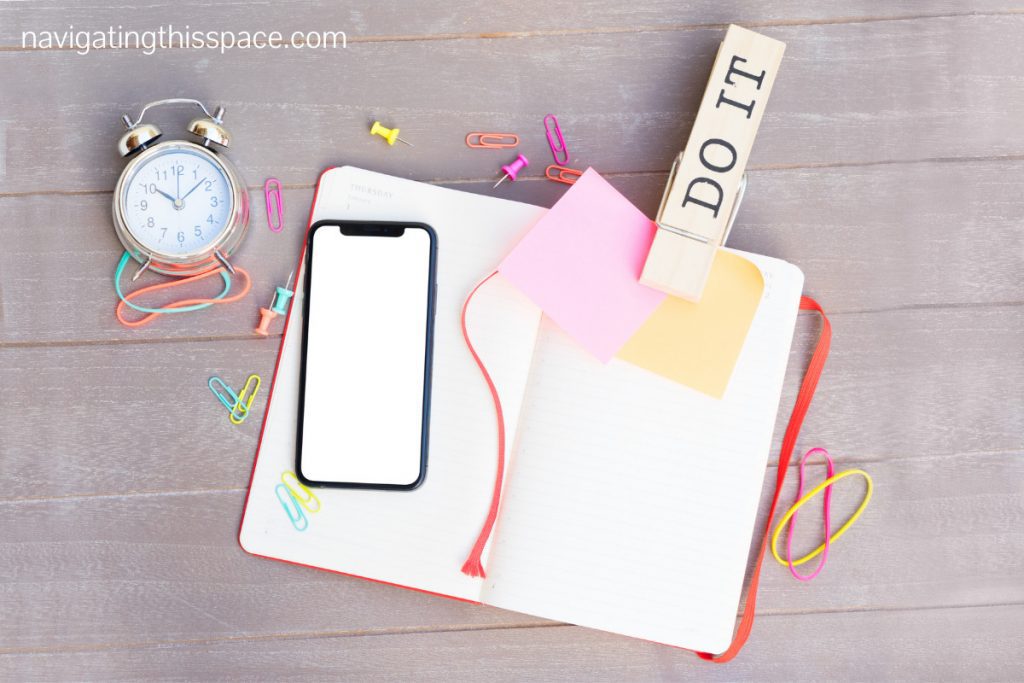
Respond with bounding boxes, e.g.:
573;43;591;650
641;25;785;302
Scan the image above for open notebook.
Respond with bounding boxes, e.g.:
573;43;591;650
240;166;804;654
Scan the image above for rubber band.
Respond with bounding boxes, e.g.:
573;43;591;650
784;447;835;581
114;251;252;328
771;468;873;570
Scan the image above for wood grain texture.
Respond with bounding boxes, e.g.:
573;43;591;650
2;15;1024;196
2;606;1022;682
2;1;1021;47
0;451;1019;650
1;306;1021;500
3;160;1022;344
2;0;1023;679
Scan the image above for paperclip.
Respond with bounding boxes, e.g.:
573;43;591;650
208;376;246;419
282;470;321;514
264;178;284;232
543;114;569;165
545;164;583;185
465;132;520;149
229;374;262;425
275;484;309;531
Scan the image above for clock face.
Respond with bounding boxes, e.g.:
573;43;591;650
122;146;234;256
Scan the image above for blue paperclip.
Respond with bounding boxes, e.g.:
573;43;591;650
208;376;248;421
275;484;309;531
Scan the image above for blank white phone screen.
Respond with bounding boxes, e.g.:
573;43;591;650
299;225;433;487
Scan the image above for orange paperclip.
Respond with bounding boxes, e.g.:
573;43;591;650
545;164;583;185
465;132;520;149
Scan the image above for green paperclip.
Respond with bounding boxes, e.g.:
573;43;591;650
229;374;262;425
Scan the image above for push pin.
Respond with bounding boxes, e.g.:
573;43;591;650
494;153;529;188
255;271;295;336
370;121;413;147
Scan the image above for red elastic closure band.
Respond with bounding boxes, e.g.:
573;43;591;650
698;296;831;662
460;285;831;663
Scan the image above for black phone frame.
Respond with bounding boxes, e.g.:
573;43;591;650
295;219;437;491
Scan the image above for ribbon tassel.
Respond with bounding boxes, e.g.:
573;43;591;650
459;271;506;579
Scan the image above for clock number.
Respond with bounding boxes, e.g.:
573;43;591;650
204;180;213;191
193;167;198;180
147;217;155;228
194;226;203;238
155;169;167;181
177;231;185;244
209;196;219;207
144;183;158;195
174;164;184;176
139;200;148;211
160;228;167;241
207;214;215;224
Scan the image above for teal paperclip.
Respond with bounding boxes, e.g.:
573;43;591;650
275;484;308;531
208;376;248;421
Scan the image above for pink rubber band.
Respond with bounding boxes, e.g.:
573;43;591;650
785;447;835;581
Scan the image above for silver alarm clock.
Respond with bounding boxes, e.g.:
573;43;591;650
112;98;250;278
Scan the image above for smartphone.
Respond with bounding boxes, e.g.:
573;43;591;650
296;220;437;490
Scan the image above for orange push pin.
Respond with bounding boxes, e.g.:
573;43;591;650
255;305;277;336
255;272;295;336
370;121;413;147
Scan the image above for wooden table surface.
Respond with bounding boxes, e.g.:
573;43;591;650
2;2;1022;680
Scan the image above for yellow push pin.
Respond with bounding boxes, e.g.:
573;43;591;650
370;121;414;147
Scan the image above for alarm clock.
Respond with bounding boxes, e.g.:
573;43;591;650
112;98;250;279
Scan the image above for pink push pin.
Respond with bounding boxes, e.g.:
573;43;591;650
493;154;529;189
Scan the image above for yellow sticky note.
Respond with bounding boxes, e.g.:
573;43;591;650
617;251;764;398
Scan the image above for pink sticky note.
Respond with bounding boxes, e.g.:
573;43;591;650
499;168;666;362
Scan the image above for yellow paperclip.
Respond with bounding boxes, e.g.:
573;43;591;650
282;470;321;513
229;374;262;425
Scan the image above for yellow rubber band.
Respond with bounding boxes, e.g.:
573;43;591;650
771;468;873;567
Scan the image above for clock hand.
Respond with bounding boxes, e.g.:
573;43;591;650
176;168;181;199
155;187;176;203
180;177;207;201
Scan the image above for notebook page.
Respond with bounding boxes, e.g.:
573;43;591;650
240;167;544;601
481;252;803;653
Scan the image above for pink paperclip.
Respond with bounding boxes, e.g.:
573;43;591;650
543;114;569;165
264;178;284;233
545;164;583;185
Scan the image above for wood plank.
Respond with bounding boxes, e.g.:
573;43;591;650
0;441;1019;647
773;303;1024;461
3;159;1023;344
0;489;552;652
3;1;1019;47
1;306;1021;499
2;15;1023;195
1;605;1021;680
